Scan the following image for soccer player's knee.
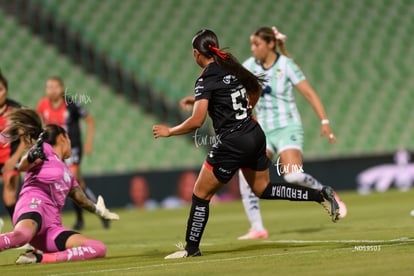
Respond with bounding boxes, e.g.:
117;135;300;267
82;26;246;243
250;185;264;197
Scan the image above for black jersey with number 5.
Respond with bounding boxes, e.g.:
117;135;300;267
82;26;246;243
194;62;252;135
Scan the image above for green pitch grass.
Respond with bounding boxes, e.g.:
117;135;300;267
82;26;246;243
1;189;413;275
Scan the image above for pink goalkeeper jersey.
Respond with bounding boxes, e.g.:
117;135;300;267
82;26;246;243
19;143;78;211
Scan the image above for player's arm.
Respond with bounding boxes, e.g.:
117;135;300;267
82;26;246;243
18;135;48;171
295;80;336;143
83;114;95;154
68;186;119;220
18;153;43;172
296;80;328;121
2;137;26;174
179;95;196;111
68;186;96;213
153;99;208;138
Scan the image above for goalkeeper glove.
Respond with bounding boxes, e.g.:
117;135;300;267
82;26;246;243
27;135;48;163
95;195;120;220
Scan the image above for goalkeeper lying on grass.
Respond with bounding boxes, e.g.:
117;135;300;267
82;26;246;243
0;109;119;264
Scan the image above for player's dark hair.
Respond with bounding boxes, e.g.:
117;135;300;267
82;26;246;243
4;108;66;145
41;124;67;146
253;27;291;58
0;70;8;90
47;76;64;87
192;29;263;103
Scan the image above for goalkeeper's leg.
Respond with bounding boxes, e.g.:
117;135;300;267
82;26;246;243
42;239;106;263
17;232;106;264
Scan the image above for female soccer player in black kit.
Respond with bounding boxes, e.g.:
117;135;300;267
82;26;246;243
153;29;340;258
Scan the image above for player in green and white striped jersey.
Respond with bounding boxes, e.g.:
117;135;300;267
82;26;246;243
238;26;347;240
243;48;304;132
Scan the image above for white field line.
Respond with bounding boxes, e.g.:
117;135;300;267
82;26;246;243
107;238;413;249
47;238;413;276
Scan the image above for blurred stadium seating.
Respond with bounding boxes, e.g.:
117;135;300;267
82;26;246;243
0;9;206;174
1;0;414;167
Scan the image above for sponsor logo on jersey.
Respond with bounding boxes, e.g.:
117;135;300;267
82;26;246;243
218;167;232;174
29;198;42;209
223;74;237;84
194;84;204;96
64;169;71;183
276;69;283;79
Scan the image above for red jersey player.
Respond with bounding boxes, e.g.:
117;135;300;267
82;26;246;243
37;76;109;230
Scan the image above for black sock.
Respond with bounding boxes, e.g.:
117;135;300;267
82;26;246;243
72;201;83;222
185;194;210;254
5;204;15;219
260;182;323;202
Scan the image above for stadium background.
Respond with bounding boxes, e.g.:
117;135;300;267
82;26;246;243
0;0;413;212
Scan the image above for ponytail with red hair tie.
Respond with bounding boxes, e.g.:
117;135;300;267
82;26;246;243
208;45;228;59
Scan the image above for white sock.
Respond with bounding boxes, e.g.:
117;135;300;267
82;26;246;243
284;172;324;191
238;170;265;232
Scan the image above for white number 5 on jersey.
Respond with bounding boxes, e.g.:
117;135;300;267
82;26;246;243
231;88;248;120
